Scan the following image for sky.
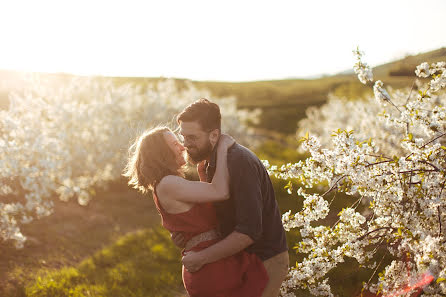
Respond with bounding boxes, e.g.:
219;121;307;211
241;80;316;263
0;0;445;82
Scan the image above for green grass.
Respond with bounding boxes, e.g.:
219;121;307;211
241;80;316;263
25;227;184;297
0;183;169;297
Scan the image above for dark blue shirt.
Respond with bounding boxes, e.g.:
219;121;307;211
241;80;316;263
206;142;288;261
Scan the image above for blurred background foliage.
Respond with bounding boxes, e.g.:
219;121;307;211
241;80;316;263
0;47;445;296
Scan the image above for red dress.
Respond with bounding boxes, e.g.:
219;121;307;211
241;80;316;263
153;192;269;297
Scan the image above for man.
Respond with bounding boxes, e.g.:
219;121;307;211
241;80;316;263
174;98;289;297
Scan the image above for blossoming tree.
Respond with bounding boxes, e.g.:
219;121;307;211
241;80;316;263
0;76;259;248
267;49;446;296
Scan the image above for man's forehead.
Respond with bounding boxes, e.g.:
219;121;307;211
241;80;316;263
179;121;204;134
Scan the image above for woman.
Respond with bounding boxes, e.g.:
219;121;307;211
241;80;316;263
123;126;268;297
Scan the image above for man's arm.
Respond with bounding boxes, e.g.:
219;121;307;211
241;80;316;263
182;231;253;272
183;151;263;272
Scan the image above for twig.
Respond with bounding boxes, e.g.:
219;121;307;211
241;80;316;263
399;169;438;174
388;99;402;113
419;160;441;171
368;234;392;241
366;160;393;168
328;190;337;208
366;253;387;288
421;131;446;149
405;80;416;106
405;131;446;161
322;175;345;197
365;154;393;160
353;195;364;210
357;227;396;241
370;237;386;255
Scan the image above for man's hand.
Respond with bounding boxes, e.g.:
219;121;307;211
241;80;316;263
171;232;187;249
182;250;205;273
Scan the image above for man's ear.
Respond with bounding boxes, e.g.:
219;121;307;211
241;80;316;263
209;129;220;147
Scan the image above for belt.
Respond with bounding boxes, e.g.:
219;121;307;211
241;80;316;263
185;229;221;251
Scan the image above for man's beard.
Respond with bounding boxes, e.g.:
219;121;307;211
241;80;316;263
186;141;213;164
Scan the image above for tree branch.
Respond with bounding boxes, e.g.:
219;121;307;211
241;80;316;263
365;154;393;160
405;80;416;106
366;160;393;168
322;175;345;197
357;227;396;241
405;131;446;161
419;160;441;171
421;131;446;149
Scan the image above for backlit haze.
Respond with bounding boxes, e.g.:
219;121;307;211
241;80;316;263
0;0;445;82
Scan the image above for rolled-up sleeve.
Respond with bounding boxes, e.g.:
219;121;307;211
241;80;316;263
229;155;263;242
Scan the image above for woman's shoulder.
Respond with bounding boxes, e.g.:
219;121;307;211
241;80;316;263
156;175;183;194
155;175;193;213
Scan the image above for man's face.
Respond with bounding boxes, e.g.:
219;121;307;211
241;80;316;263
178;121;214;164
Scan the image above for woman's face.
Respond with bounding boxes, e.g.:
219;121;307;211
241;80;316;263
163;131;186;167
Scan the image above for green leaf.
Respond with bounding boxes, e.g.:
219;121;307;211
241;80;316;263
284;181;293;194
436;277;446;283
299;131;310;143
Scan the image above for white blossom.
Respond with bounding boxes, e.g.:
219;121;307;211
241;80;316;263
272;56;446;296
0;76;260;247
353;47;374;84
416;62;431;78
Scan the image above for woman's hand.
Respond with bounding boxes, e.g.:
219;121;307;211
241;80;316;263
217;134;235;151
197;161;207;181
197;160;206;174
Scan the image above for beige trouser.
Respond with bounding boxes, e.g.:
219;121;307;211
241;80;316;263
261;251;290;297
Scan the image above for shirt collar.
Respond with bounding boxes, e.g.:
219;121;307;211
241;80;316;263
207;146;218;167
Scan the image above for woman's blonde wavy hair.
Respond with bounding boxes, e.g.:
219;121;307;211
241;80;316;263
123;126;185;193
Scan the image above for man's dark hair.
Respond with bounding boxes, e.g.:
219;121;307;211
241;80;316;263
177;98;221;131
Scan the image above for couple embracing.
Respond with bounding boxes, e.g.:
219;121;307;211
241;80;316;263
124;99;289;297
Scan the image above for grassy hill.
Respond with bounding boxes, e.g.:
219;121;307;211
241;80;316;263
1;47;445;134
